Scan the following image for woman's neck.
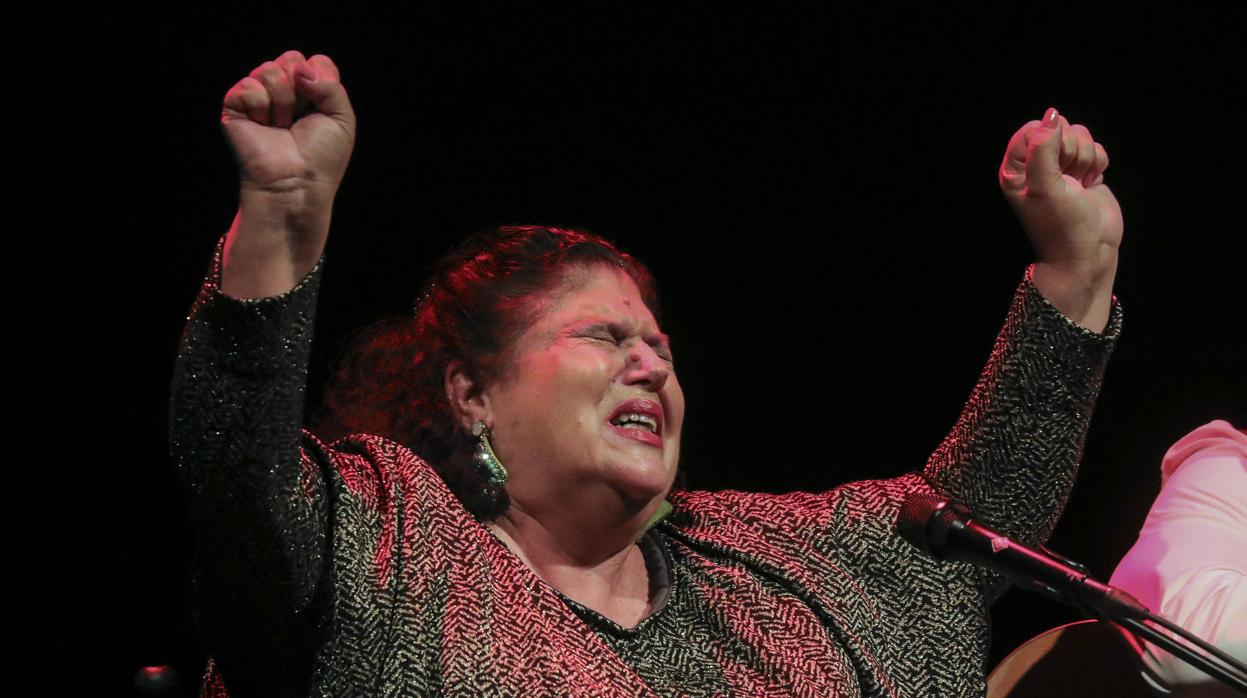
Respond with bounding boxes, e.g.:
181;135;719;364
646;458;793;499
486;505;654;628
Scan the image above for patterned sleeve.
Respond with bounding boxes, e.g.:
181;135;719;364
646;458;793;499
169;236;329;685
922;266;1120;574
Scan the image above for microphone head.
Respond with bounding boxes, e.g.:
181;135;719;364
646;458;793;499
897;491;951;556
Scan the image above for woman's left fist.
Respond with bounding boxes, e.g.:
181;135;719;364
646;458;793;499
1000;108;1122;330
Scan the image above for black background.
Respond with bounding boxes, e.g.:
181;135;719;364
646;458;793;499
68;4;1244;693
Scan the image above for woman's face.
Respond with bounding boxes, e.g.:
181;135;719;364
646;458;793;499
481;265;684;510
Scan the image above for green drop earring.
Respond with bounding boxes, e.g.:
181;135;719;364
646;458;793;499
472;420;509;487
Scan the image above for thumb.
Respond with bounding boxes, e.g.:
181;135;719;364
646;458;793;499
294;62;354;128
1023;107;1065;197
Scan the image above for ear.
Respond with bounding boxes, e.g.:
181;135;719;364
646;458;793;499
444;360;491;432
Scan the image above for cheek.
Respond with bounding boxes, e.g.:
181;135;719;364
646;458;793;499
532;350;617;425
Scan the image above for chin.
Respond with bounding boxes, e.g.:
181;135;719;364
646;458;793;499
611;459;677;504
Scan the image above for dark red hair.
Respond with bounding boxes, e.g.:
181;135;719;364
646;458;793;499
318;225;660;519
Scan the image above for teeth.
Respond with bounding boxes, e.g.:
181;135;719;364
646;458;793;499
611;413;658;433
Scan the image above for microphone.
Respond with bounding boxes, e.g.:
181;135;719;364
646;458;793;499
897;492;1148;621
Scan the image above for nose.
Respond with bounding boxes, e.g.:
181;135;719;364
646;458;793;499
625;343;670;391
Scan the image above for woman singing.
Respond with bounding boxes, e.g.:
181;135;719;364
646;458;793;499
172;50;1123;696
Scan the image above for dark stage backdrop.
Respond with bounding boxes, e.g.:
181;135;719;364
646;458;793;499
72;5;1243;694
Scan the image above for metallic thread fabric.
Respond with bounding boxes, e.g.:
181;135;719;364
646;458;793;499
171;240;1120;697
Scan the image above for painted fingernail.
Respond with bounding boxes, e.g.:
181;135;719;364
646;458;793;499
1042;107;1059;129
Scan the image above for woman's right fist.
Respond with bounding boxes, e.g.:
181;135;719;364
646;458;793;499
222;51;355;203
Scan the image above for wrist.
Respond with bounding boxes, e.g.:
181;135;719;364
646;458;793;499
238;185;333;242
222;194;332;299
239;181;334;222
1031;256;1118;333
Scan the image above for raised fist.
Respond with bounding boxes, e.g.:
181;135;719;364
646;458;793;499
222;51;355;210
1000;108;1122;331
218;51;355;299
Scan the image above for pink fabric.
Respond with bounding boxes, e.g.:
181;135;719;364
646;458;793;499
1111;420;1247;687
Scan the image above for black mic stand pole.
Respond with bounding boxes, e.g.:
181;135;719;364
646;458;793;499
1021;542;1246;693
901;494;1247;693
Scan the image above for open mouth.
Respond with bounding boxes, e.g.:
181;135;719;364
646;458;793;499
606;399;664;448
610;413;659;433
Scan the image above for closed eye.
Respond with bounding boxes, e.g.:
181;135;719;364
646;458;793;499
576;322;673;364
649;340;674;363
579;325;620;344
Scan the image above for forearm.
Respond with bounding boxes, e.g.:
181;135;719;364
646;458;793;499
170;236;328;620
923;266;1119;547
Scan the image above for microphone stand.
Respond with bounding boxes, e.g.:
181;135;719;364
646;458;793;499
1117;616;1245;694
1019;547;1247;693
900;493;1247;693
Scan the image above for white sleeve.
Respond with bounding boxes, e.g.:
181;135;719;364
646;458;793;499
1110;420;1247;687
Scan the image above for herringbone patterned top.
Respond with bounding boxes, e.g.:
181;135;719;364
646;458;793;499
171;244;1119;697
